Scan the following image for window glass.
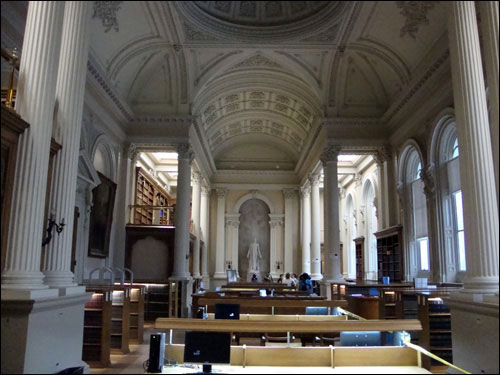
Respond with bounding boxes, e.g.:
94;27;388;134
418;238;429;271
416;162;422;181
453;190;466;271
451;138;459;159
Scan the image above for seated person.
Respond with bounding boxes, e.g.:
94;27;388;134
251;273;258;282
283;272;294;287
277;273;284;284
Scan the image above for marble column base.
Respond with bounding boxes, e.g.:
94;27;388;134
1;291;91;374
1;271;49;290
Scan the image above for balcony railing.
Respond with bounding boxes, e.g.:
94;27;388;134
129;205;175;226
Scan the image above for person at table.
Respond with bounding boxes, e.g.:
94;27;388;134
283;272;294;286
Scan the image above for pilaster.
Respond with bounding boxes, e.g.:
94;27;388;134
214;188;227;279
191;171;202;278
269;214;284;279
283;188;296;273
309;172;322;280
300;183;311;275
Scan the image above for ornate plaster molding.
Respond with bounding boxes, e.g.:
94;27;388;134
320;145;341;164
396;1;438;39
282;188;296;200
177;143;194;161
92;1;123;33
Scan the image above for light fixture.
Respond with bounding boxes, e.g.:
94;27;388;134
41;212;65;247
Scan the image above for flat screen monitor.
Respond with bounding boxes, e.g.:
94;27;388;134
259;289;267;297
184;331;231;364
214;303;240;320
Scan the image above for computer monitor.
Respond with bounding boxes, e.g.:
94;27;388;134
184;331;231;364
214;303;240;320
259;289;267;297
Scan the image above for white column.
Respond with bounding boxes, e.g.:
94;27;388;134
478;1;499;210
191;171;202;278
373;149;389;229
269;215;284;279
200;185;210;285
2;2;65;292
283;189;295;273
321;146;343;281
170;144;192;280
214;189;227;279
448;1;499;293
42;1;92;288
300;183;312;274
226;214;240;278
309;172;322;280
126;145;139;223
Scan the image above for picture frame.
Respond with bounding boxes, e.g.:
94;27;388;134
226;269;238;283
88;172;117;258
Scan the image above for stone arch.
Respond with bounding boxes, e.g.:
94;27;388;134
91;134;117;181
234;191;275;214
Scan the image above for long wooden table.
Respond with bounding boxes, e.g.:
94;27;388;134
155;317;422;333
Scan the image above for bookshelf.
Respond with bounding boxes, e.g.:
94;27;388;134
378;289;397;319
134;167;173;225
82;287;112;368
418;292;453;371
139;282;179;322
110;286;131;354
354;237;365;281
129;285;145;344
374;225;404;282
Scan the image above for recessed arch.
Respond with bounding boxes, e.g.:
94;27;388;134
234;191;275;214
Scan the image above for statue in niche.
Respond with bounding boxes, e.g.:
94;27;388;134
247;238;262;272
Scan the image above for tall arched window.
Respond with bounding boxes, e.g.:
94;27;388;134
431;115;465;282
363;179;378;280
399;143;430;281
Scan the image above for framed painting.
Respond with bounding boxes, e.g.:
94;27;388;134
226;269;238;283
88;172;117;258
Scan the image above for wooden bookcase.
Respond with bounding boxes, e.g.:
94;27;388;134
418;292;453;371
374;225;404;282
378;289;397;319
134;167;173;225
140;282;179;322
354;237;365;281
129;285;145;344
82;287;112;368
110;286;131;354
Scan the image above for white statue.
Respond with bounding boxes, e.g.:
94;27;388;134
247;238;262;272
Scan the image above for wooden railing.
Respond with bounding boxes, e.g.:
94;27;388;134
128;204;175;226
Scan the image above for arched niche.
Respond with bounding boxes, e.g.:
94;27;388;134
234;191;275;214
238;198;271;278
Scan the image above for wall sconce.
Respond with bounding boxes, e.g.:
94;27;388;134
41;213;65;247
275;261;282;270
226;260;232;269
5;47;19;109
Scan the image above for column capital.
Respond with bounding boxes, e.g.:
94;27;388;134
320;145;341;165
300;183;311;198
373;146;391;166
308;172;321;186
191;171;202;184
177;143;194;162
354;173;362;186
126;143;140;161
420;165;436;198
216;188;227;198
282;188;296;200
201;185;211;196
339;186;346;199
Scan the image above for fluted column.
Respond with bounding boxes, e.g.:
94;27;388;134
448;1;499;293
283;189;295;273
321;146;343;281
373;148;390;229
309;172;322;280
170;144;192;280
214;189;227;279
300;183;312;274
2;2;65;291
200;185;210;286
126;145;140;224
225;214;240;278
269;215;284;279
42;2;92;288
478;1;499;210
191;171;202;278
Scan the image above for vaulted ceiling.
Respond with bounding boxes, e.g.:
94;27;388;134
84;1;449;172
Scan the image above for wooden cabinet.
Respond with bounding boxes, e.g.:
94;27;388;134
418;292;453;371
129;285;145;344
354;237;365;281
374;225;404;282
378;289;397;319
83;287;112;368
